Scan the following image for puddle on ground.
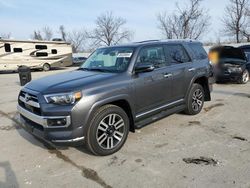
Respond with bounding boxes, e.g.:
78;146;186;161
188;121;201;126
233;93;250;98
215;99;224;102
204;103;224;112
0;110;21;130
232;136;248;141
108;156;126;166
108;156;118;166
155;143;168;148
183;156;218;166
135;159;142;163
43;143;112;188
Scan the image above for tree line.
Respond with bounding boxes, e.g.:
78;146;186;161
1;0;250;52
30;11;133;53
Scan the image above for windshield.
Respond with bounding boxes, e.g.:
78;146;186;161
80;47;134;73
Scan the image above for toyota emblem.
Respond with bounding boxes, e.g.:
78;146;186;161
24;93;31;102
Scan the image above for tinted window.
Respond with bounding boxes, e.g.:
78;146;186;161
35;45;47;50
4;43;11;52
239;46;250;53
13;48;23;53
136;46;166;68
165;44;190;64
36;52;48;57
51;49;57;54
189;43;207;60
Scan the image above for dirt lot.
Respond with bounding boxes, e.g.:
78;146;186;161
0;68;250;188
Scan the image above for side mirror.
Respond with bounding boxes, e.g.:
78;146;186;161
135;63;155;73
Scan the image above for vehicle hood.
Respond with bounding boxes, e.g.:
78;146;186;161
219;58;246;67
25;70;116;93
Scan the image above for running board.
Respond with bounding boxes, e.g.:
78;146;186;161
134;104;186;129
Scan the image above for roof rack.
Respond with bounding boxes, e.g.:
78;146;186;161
134;40;160;44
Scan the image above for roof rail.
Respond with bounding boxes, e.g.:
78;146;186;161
134;40;160;44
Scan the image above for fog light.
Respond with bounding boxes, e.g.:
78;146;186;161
47;118;67;127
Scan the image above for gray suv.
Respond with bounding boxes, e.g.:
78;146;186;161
17;40;212;155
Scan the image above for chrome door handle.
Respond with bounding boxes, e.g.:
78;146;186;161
188;68;196;72
164;73;172;78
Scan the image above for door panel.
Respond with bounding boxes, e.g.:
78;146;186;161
133;45;172;114
134;68;172;113
164;44;194;101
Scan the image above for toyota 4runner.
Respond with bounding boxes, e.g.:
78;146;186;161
17;40;212;155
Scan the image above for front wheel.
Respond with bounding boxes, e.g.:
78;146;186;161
184;83;205;115
85;105;129;156
239;69;249;84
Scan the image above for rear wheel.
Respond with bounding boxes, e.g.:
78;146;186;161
85;105;129;156
43;63;50;71
239;69;249;84
184;84;205;115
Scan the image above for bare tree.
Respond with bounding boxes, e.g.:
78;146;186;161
157;0;210;40
32;30;43;40
67;30;86;52
59;25;67;41
42;26;53;41
31;26;53;41
240;6;250;42
0;32;11;39
88;11;133;46
222;0;249;43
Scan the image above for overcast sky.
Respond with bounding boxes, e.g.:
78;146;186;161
0;0;228;42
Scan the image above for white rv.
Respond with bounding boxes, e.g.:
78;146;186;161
0;39;73;71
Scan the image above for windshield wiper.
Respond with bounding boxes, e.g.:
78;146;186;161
78;67;90;71
78;67;109;72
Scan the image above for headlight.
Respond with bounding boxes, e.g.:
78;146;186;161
44;91;82;105
228;67;242;72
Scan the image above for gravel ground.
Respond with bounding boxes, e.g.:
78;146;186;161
0;68;250;188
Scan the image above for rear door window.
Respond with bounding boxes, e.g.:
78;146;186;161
189;43;207;60
136;46;166;68
165;44;191;64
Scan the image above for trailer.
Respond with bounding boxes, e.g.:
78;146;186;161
0;39;73;71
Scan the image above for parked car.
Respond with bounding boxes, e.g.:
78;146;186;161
73;57;87;66
209;46;250;84
239;45;250;70
17;40;212;156
238;45;250;53
246;52;250;63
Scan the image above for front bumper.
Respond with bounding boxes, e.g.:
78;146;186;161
17;104;85;145
216;71;242;82
17;104;71;128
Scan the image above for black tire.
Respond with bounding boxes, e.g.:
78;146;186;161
184;83;205;115
85;104;129;156
43;63;51;71
239;69;249;84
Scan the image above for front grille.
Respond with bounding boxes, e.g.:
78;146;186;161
18;91;41;115
20;91;38;102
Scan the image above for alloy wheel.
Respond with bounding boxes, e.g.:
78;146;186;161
96;114;125;150
242;70;249;83
192;89;203;112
